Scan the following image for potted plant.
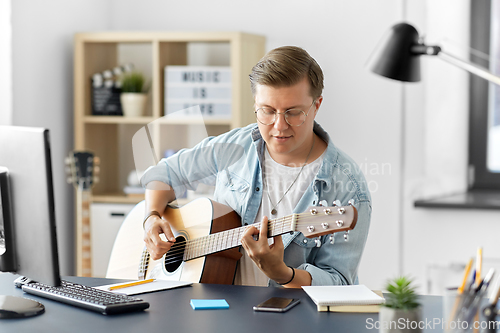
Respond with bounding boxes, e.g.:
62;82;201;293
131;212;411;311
120;72;149;117
379;276;422;333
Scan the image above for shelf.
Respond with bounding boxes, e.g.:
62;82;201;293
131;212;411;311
75;31;263;43
156;117;232;125
92;193;144;204
73;31;266;277
414;189;500;210
83;115;233;126
84;116;156;124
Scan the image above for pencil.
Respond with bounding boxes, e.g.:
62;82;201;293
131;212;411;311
109;278;155;291
458;258;473;294
476;247;483;286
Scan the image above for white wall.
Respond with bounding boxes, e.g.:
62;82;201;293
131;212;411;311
11;0;112;275
0;0;12;126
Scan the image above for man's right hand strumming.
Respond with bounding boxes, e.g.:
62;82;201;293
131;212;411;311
143;182;177;260
143;214;176;260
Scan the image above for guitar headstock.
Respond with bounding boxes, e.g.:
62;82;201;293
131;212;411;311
295;204;358;239
65;151;100;190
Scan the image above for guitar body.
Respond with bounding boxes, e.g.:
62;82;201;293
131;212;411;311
107;198;242;284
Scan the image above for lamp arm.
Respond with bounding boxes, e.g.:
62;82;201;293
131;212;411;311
411;44;441;56
438;50;500;86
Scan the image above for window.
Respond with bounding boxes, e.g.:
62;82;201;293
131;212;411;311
469;0;500;188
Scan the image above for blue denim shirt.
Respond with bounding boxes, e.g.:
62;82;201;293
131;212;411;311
141;121;371;286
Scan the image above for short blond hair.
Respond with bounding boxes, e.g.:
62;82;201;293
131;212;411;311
249;46;324;99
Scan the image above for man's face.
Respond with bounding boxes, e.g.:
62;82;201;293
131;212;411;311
254;77;322;165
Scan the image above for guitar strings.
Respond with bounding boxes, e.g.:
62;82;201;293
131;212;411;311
159;217;352;260
157;216;302;257
161;221;354;265
153;211;354;260
159;211;352;249
158;215;353;262
162;227;354;266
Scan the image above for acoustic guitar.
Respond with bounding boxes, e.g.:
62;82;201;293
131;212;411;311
66;151;99;277
106;198;357;284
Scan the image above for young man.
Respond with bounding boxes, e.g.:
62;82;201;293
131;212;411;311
140;46;371;287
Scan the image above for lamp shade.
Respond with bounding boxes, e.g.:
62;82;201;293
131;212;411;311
368;23;422;82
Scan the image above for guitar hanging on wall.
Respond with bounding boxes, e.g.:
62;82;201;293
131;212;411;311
66;151;99;277
106;198;357;284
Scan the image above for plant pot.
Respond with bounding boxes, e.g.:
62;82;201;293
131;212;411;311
120;93;147;117
379;307;422;333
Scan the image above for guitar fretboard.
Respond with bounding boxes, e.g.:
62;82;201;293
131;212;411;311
183;215;297;261
76;187;92;277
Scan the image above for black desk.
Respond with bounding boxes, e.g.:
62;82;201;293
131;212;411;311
0;273;444;333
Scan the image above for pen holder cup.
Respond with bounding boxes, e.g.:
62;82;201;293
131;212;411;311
443;287;476;332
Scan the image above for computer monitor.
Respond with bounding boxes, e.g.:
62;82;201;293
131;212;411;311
0;126;62;317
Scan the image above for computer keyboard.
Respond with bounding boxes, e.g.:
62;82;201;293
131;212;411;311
20;279;150;315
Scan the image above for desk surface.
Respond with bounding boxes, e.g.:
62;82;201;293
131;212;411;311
0;273;443;333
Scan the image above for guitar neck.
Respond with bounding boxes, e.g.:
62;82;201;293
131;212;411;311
76;187;92;277
183;215;297;261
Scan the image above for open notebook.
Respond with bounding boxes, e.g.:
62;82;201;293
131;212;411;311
302;285;385;312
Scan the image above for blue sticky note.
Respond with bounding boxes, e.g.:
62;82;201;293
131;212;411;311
190;299;229;310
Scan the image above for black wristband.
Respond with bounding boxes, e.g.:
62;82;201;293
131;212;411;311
143;211;161;229
277;266;295;285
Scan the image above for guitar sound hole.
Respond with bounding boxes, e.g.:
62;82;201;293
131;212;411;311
164;235;186;273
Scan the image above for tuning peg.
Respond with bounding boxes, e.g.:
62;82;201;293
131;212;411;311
94;166;100;174
64;156;72;165
314;239;322;248
66;177;73;184
329;235;335;245
94;156;100;165
344;231;349;242
318;200;328;207
348;199;355;206
94;176;100;183
65;166;71;174
332;200;341;207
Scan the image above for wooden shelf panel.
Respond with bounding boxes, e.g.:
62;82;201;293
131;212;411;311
92;193;144;204
156;117;232;125
84;116;155;124
83;115;232;125
75;32;262;43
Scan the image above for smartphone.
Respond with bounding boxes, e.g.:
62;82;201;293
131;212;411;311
253;297;300;312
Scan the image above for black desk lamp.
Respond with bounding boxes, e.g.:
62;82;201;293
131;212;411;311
368;22;500;85
366;22;500;273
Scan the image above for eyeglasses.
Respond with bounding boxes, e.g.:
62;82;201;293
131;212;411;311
254;100;316;127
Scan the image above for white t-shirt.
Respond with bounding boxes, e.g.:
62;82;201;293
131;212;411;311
234;146;324;286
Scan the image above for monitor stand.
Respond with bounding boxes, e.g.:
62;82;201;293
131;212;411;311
0;295;45;318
